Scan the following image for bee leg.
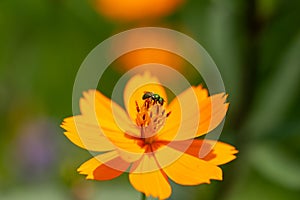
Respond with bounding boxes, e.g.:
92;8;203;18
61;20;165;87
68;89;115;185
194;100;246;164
145;99;150;109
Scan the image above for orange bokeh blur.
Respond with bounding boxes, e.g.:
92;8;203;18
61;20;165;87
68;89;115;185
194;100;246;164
94;0;185;22
116;48;185;72
111;29;186;73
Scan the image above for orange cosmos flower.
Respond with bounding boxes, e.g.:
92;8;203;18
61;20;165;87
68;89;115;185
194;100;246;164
61;72;237;199
94;0;185;22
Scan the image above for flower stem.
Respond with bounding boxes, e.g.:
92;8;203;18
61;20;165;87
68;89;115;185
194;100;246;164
141;192;146;200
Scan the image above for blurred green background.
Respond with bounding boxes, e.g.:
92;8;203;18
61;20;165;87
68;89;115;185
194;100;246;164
1;0;300;199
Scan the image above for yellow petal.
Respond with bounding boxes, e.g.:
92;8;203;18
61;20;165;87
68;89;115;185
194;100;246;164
194;85;209;101
80;90;139;137
123;72;167;123
61;116;115;151
62;89;145;158
77;151;130;180
105;133;145;162
129;155;171;199
195;93;229;137
158;86;228;141
157;86;200;140
156;147;223;185
166;139;213;159
203;140;238;165
167;139;238;166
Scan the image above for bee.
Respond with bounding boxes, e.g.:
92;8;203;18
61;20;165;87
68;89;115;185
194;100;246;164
142;91;165;105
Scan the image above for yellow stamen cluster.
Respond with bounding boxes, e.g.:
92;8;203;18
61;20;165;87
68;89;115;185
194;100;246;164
135;100;151;127
135;99;170;141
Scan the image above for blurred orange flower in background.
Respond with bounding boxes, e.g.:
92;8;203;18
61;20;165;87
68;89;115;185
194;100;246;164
61;72;237;199
111;29;186;74
116;48;184;73
94;0;185;22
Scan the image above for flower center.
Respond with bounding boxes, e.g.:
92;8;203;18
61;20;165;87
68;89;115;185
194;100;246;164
135;94;170;144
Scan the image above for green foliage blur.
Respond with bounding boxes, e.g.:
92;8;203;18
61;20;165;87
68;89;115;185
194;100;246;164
1;0;300;199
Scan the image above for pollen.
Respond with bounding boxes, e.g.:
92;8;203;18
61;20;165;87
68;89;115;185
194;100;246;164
135;98;170;141
135;101;151;127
